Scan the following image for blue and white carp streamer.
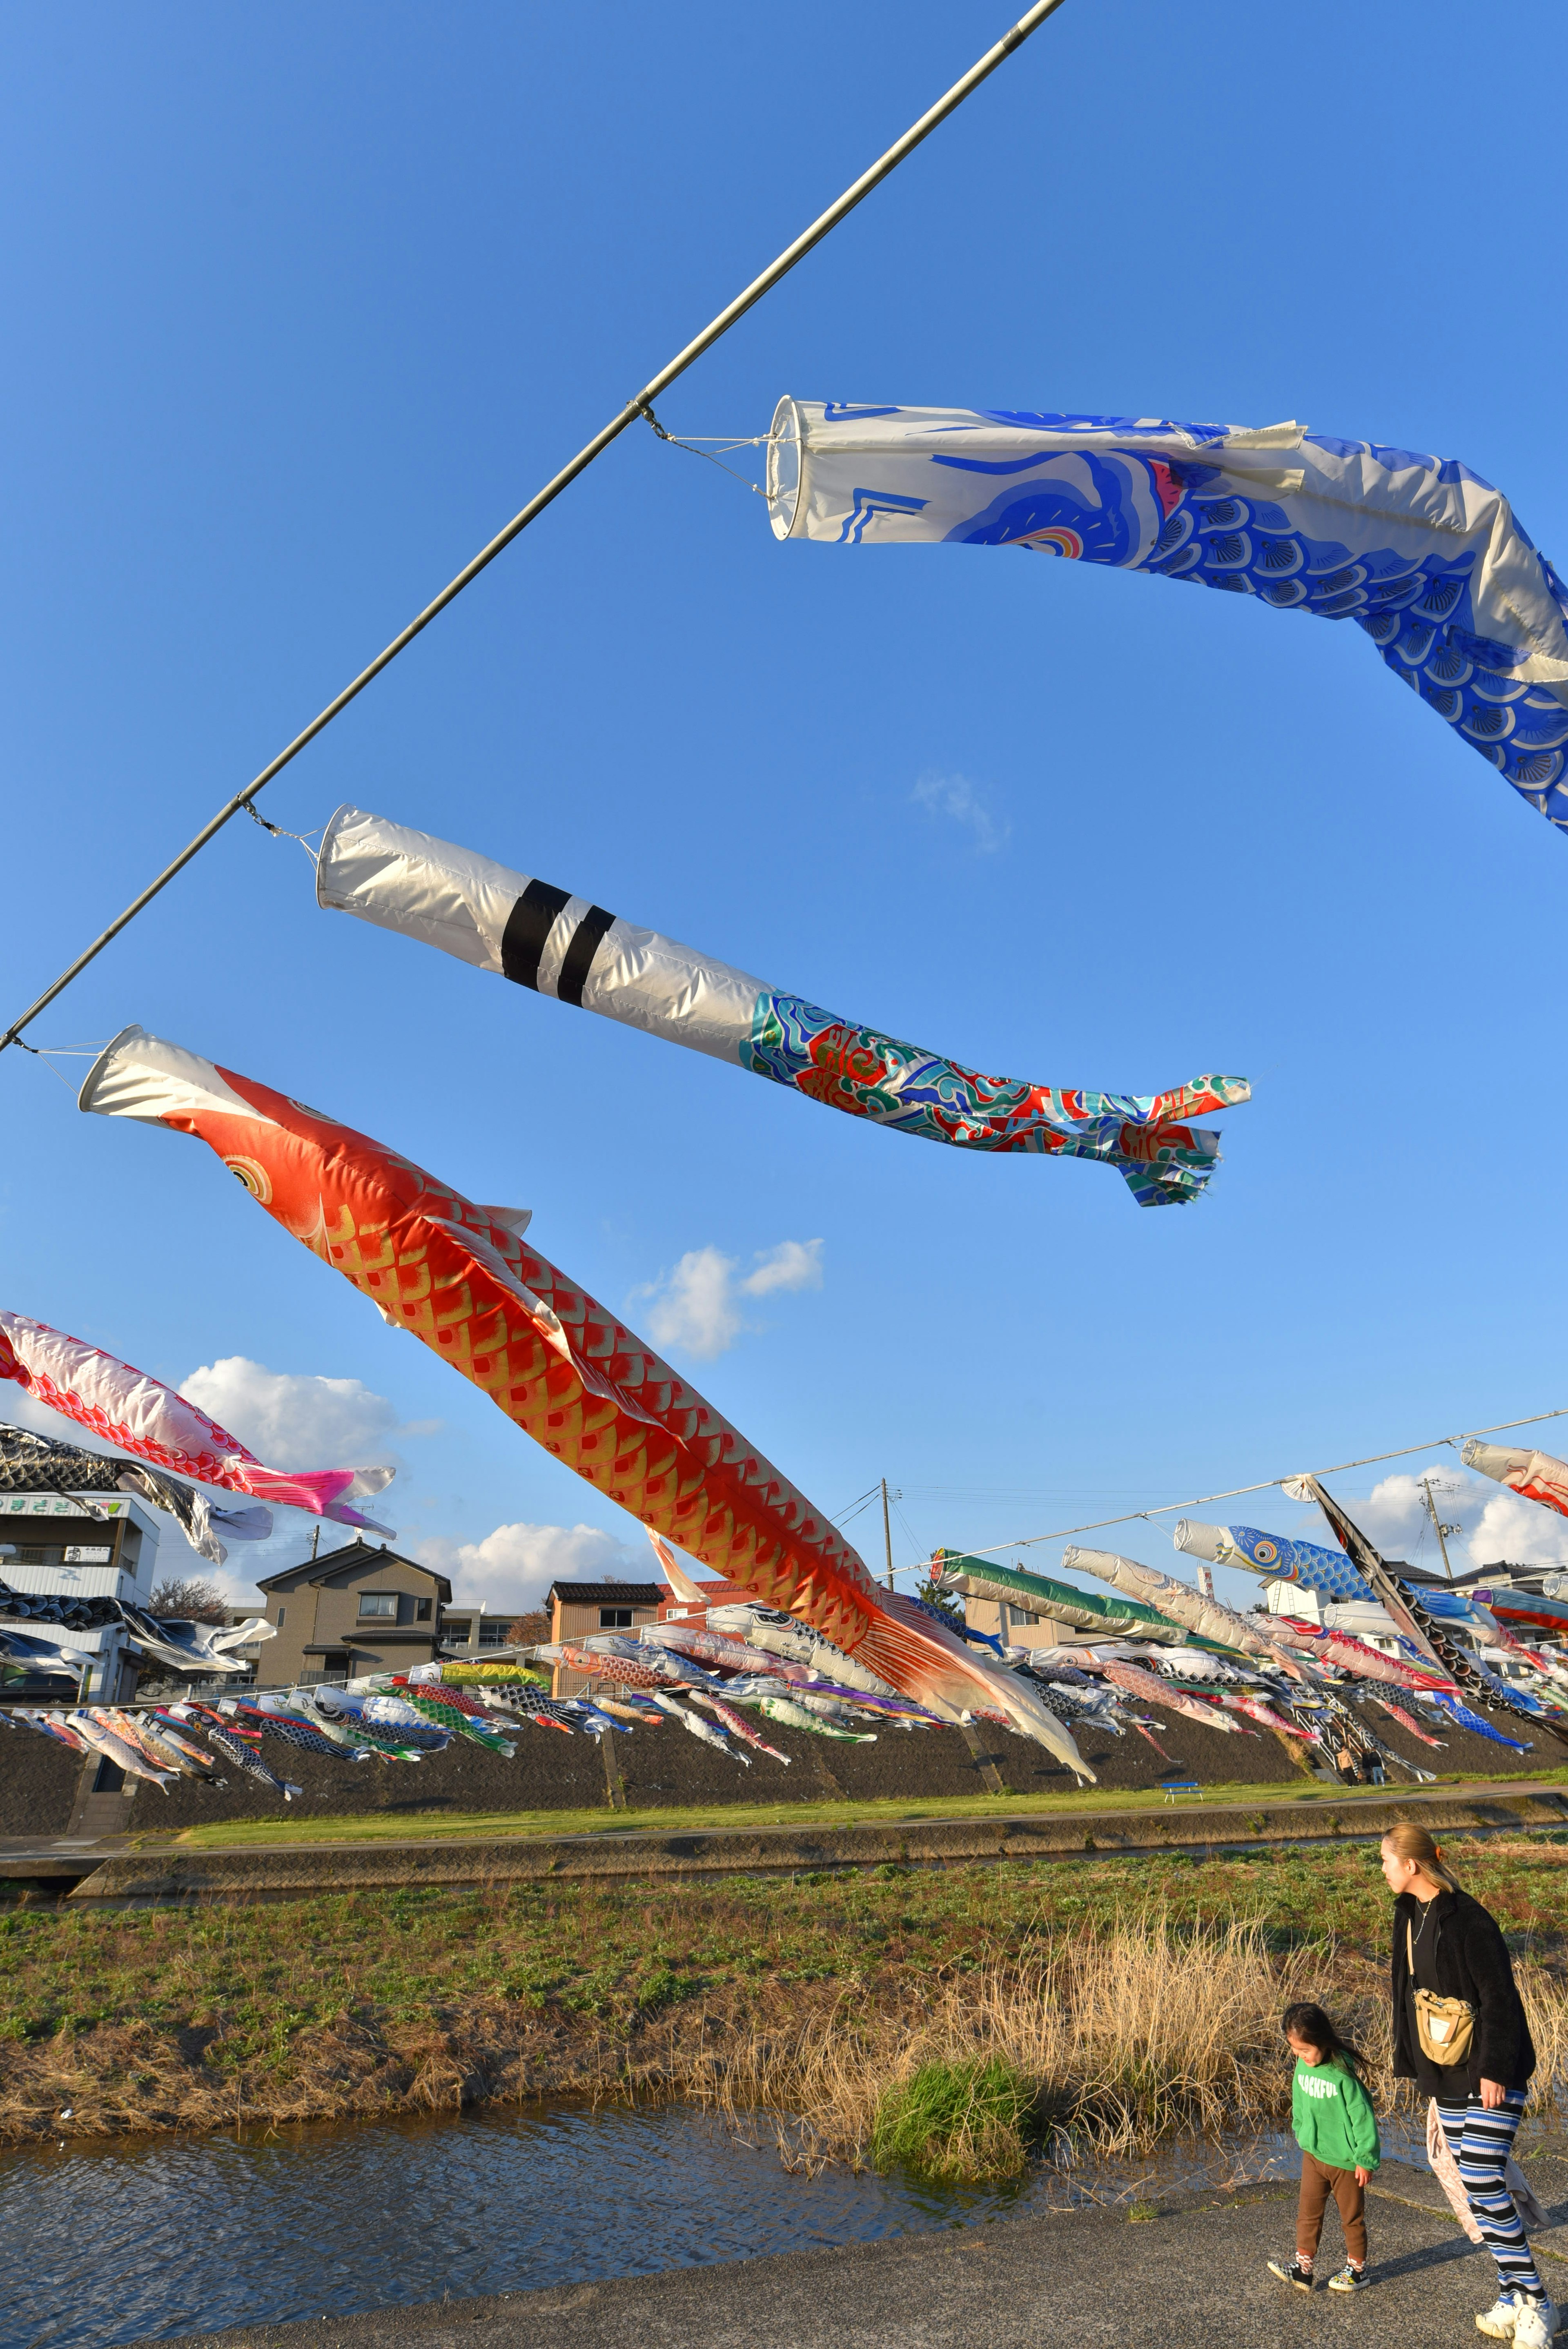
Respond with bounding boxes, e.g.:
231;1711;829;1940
766;401;1568;831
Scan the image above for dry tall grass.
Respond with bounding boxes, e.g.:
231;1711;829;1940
8;1868;1568;2168
698;1912;1568;2182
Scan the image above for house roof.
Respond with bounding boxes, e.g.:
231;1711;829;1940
256;1539;452;1600
548;1580;666;1608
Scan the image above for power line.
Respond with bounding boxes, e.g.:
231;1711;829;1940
883;1402;1568;1581
0;0;1072;1061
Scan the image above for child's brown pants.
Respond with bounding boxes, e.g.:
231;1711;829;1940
1298;2151;1367;2267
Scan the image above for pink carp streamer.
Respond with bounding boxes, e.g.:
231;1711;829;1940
1096;1658;1246;1734
1368;1694;1447;1750
1269;1616;1453;1693
0;1307;392;1528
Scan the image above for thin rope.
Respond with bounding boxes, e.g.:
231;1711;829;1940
883;1401;1568;1582
0;0;1071;1058
638;403;767;497
243;804;324;865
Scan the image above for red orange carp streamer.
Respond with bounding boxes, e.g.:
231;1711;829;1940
76;1027;1090;1780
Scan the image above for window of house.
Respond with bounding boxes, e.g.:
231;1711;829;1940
358;1592;397;1618
414;1596;432;1621
444;1619;471;1644
479;1619;510;1646
276;1606;286;1627
599;1607;633;1629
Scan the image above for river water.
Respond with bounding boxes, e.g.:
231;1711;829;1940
0;2102;1312;2349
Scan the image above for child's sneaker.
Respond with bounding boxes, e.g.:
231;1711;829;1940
1328;2264;1370;2292
1268;2256;1314;2291
1475;2297;1517;2339
1511;2296;1557;2349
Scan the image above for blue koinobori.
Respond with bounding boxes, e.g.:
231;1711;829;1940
767;402;1568;830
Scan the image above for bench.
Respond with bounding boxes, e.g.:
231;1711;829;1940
1160;1780;1202;1803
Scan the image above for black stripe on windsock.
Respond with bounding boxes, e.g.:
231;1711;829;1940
501;881;571;990
500;880;616;1002
556;903;616;1005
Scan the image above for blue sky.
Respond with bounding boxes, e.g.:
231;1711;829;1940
4;0;1568;1619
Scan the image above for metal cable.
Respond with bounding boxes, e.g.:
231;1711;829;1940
884;1401;1568;1581
0;0;1071;1059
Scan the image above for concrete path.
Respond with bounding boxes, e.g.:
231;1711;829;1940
142;2158;1568;2349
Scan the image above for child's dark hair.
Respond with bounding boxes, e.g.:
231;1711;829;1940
1283;2001;1367;2077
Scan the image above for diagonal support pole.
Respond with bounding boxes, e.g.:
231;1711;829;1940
1;0;1072;1060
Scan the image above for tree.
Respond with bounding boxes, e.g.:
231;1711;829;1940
149;1577;230;1624
506;1607;551;1647
913;1571;964;1625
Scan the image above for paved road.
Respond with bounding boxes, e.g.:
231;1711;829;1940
145;2160;1568;2349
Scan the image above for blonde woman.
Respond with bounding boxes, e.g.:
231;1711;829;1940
1383;1825;1552;2347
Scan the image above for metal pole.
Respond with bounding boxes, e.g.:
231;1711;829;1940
881;1477;895;1589
1419;1474;1457;1581
0;0;1072;1059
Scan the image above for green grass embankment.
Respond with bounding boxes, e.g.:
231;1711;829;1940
135;1766;1568;1852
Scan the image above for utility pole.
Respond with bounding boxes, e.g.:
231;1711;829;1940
1419;1474;1460;1581
310;1524;321;1561
881;1478;895;1590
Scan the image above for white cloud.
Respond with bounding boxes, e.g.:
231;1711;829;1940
1291;1460;1568;1577
177;1357;419;1470
631;1238;824;1359
1464;1490;1568;1573
416;1520;644;1614
911;769;1010;854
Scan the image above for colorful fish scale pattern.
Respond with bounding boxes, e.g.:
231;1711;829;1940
396;1689;512;1747
390;1681;512;1722
326;1183;878;1655
1144;466;1568;822
505;1684;576;1731
1224;1526;1368;1603
933;429;1568;829
194;1712;298;1795
242;1708;356;1761
743;993;1240;1205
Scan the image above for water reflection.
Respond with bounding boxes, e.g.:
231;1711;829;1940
0;2103;1403;2349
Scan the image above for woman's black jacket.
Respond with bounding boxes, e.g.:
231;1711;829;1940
1391;1887;1535;2099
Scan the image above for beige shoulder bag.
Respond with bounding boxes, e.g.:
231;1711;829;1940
1408;1917;1476;2067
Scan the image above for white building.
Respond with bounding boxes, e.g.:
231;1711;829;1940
0;1490;162;1699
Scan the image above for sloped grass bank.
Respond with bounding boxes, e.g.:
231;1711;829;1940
139;1768;1568;1852
4;1836;1568;2164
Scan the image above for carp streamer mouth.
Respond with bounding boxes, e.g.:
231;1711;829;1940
223;1157;272;1203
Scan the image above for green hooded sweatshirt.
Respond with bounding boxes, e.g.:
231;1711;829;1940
1292;2056;1380;2171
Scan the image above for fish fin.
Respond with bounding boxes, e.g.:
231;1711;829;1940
855;1594;1094;1782
477;1205;532;1235
646;1527;707;1604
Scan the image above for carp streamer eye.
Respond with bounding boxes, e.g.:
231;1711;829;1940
224;1157;272;1204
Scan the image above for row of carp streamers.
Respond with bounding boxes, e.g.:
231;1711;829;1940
19;1463;1568;1800
17;399;1568;1780
4;1598;974;1797
20;1022;1565;1790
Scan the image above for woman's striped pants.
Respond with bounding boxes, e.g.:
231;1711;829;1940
1435;2092;1543;2299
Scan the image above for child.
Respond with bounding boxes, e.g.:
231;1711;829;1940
1267;1999;1380;2294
